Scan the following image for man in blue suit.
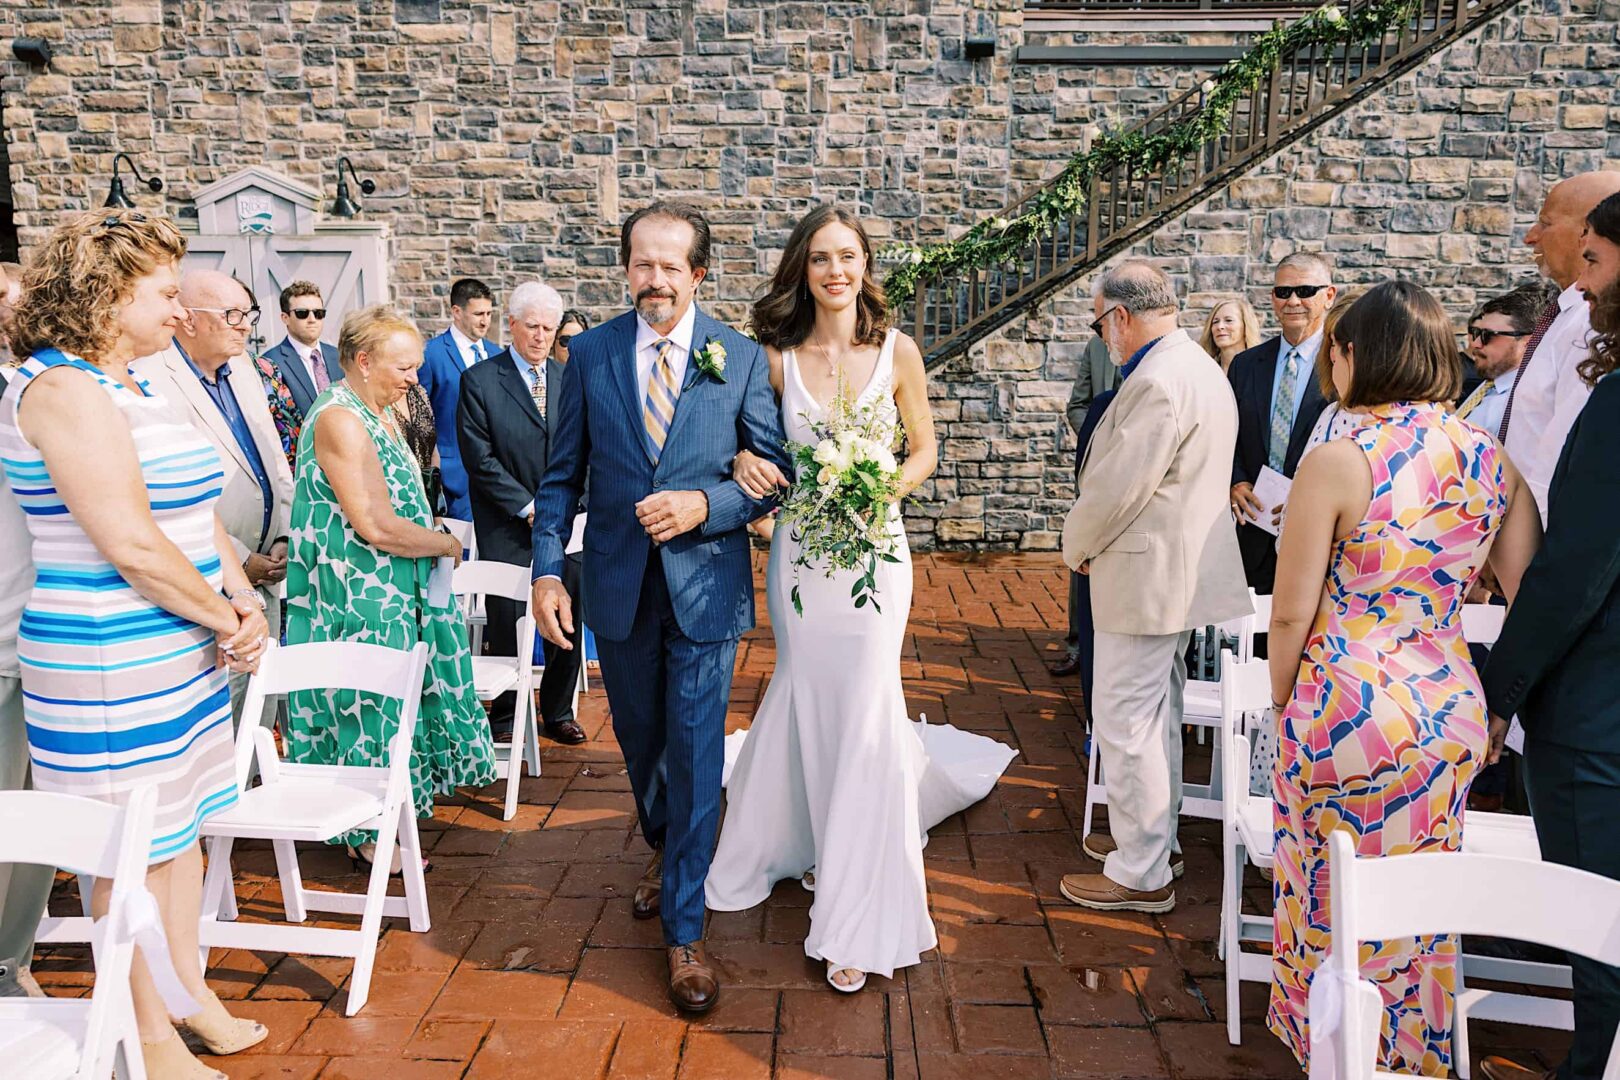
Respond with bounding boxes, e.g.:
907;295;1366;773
419;277;497;519
532;202;789;1013
262;281;342;415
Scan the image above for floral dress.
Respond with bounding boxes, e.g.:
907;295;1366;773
253;352;304;474
282;384;495;845
1269;402;1506;1075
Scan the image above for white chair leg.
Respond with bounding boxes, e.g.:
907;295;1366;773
523;688;542;776
1455;991;1473;1079
396;806;432;934
1081;738;1103;840
77;874;94;918
272;840;307;923
344;811;402;1017
1225;837;1244;1046
198;835;237;974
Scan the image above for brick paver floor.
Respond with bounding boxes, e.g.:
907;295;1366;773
36;554;1569;1078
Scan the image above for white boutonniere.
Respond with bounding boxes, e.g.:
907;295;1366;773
693;339;727;382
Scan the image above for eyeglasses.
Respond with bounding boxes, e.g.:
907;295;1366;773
1273;285;1328;301
288;307;327;320
555;334;574;348
93;212;148;235
190;305;261;328
1089;306;1124;337
1467;326;1532;345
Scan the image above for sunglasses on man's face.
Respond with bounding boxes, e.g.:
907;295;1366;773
1467;326;1532;345
289;307;326;320
555;334;574;348
1273;285;1328;301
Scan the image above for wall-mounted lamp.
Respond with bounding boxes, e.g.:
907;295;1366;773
104;153;164;208
11;38;53;68
329;156;376;218
965;12;996;59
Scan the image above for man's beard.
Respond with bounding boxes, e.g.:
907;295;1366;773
635;288;678;324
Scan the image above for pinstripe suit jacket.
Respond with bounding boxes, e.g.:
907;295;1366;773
531;307;789;643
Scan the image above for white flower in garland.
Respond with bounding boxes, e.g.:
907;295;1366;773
1201;78;1217;95
1318;3;1345;24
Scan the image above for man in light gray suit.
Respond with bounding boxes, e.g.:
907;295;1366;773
1059;262;1250;914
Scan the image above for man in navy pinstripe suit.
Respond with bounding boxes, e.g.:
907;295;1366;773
531;202;789;1013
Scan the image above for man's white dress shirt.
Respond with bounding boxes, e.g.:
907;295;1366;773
1503;282;1593;526
635;302;696;392
449;324;487;368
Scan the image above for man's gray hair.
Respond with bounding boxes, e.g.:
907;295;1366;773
508;281;564;322
1276;251;1333;282
1091;261;1178;315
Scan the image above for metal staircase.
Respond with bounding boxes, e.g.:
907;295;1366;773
908;0;1525;366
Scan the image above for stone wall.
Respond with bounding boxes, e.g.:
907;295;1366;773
0;0;1615;548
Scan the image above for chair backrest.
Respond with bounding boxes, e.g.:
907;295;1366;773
452;559;534;608
1324;829;1620;1079
1219;649;1273;824
1461;602;1504;645
1251;591;1272;629
234;641;430;790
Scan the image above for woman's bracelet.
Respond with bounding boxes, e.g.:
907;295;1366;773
227;587;264;611
1270;698;1289;711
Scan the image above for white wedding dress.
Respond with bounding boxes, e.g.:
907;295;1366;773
704;328;1018;979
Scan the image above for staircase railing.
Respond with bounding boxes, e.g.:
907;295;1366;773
912;0;1522;366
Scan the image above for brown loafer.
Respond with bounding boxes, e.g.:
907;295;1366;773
667;941;719;1013
1082;831;1185;880
633;850;663;921
544;718;587;745
1477;1058;1556;1080
1059;871;1175;913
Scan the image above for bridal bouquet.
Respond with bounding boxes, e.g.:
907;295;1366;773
779;380;906;616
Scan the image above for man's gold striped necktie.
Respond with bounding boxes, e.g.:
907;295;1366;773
643;338;678;460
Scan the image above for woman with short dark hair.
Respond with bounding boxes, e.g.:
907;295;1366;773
1265;280;1542;1074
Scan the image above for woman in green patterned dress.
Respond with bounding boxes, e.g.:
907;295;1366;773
283;304;496;870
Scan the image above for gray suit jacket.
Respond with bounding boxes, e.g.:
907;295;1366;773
1065;336;1121;437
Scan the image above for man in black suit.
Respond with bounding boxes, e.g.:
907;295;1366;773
457;281;586;745
1226;253;1336;594
1478;353;1620;1080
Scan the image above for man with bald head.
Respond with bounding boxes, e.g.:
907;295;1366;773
1500;170;1620;527
133;271;293;724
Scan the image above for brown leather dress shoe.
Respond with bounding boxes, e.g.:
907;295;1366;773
1477;1057;1556;1080
1059;871;1175;913
1082;831;1185;880
667;941;719;1013
1049;651;1082;677
544;717;587;745
632;850;663;921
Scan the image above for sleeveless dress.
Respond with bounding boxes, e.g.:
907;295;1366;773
0;349;238;864
281;385;495;846
1268;401;1507;1075
705;329;1017;978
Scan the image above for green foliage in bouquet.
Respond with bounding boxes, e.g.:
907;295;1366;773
778;378;907;616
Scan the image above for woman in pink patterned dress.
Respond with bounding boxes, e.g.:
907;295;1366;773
1266;281;1542;1074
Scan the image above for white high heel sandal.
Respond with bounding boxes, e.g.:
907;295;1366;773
826;960;866;994
801;867;816;893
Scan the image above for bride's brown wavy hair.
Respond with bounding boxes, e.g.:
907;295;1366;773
750;204;889;349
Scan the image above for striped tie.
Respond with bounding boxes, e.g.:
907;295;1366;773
643;339;678;461
1455;379;1491;421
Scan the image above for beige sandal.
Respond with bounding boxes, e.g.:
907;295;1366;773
177;990;269;1056
142;1028;227;1079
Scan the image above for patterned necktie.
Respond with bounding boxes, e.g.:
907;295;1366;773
1455;379;1490;421
1268;346;1301;472
527;363;546;419
310;348;329;392
643;339;678;461
1496;299;1560;443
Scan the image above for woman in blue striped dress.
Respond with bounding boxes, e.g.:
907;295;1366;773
0;209;272;1079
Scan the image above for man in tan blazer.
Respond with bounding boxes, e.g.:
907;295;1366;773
1060;261;1250;914
133;270;294;726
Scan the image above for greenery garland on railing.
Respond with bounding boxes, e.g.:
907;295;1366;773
881;0;1418;309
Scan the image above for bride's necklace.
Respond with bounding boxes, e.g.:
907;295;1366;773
808;338;858;380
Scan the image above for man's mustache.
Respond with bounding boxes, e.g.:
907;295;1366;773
637;288;676;304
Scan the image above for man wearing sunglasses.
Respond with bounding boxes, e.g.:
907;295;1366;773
1457;283;1554;437
263;281;342;416
1226;253;1336;594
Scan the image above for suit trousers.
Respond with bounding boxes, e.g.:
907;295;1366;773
486;553;583;729
594;553;737;947
1523;736;1620;1080
1091;629;1189;892
0;675;52;993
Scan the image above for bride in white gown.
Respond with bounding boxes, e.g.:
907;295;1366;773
705;206;1017;993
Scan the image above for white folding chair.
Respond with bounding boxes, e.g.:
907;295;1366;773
197;640;431;1016
1314;829;1620;1080
453;560;541;821
440;518;484;649
1217;649;1277;1044
1080;597;1263;841
0;787;170;1080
